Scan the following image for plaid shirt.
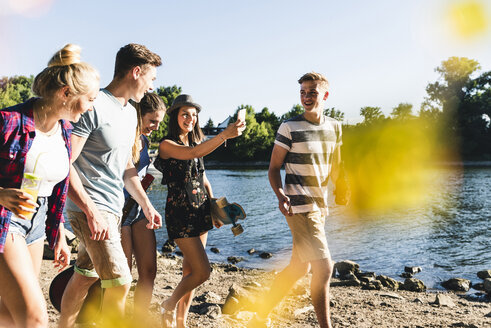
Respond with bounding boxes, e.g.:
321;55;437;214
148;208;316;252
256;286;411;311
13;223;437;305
0;98;72;253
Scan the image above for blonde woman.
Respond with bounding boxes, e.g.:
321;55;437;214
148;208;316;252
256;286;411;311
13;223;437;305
121;92;165;321
0;44;99;328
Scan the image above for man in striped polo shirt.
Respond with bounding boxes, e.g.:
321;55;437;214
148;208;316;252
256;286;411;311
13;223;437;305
251;72;341;328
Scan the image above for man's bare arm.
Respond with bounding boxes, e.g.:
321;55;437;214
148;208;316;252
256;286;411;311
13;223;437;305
268;145;292;216
67;135;109;240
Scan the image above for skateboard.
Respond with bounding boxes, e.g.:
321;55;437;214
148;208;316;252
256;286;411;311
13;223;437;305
49;266;103;323
210;197;246;236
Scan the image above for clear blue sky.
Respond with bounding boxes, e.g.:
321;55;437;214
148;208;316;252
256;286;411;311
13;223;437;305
1;0;490;124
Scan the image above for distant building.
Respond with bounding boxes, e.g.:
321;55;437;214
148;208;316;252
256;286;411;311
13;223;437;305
202;115;232;137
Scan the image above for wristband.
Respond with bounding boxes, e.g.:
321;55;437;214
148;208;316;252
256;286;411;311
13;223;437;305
219;135;227;147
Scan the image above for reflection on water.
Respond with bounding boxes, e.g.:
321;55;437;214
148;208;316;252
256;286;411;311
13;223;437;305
143;167;490;289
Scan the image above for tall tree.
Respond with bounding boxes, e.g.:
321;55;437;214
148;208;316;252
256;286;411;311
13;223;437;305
230;105;274;159
0;75;35;108
256;107;280;132
391;103;413;120
423;57;480;122
151;85;182;142
360;106;384;124
204;118;214;128
422;57;483;158
281;104;304;121
324;107;345;121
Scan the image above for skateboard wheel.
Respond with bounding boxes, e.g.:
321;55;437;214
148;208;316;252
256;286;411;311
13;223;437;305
231;224;244;236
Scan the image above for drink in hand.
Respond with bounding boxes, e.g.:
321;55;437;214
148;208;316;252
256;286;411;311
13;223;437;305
18;173;42;220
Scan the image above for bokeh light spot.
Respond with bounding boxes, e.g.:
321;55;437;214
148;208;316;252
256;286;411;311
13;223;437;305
447;0;488;39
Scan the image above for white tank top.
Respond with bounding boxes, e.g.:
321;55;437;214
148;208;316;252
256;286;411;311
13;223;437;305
24;123;70;197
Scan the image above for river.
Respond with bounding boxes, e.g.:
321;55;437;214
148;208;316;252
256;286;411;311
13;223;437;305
143;165;490;290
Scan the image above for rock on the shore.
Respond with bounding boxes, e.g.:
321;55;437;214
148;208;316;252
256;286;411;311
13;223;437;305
43;231;80;260
259;252;272;259
484;278;491;294
477;270;491;280
449;323;479;328
222;296;240;315
330;277;361;287
404;266;422;274
356;272;376;281
442;278;471;292
65;229;79;253
222;284;254;314
293;305;314;317
195;291;222;303
334;260;360;277
339;272;357;281
472;282;484;291
400;272;414;278
376;275;400;291
227;256;244;264
223;264;239;272
432;294;456;307
361;280;383;290
198;303;221;319
403;278;426;292
247;248;256;254
161;239;176;253
210;247;220;254
43;242;54;260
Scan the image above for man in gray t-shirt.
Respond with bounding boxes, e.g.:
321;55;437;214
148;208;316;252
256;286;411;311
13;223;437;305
59;44;163;328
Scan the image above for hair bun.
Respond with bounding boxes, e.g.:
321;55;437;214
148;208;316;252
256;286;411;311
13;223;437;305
48;43;82;67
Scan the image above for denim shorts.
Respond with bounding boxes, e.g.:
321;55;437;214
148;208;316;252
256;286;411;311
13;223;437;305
8;197;48;245
121;205;146;227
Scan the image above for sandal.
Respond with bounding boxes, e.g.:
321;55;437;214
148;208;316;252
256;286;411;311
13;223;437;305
160;303;176;328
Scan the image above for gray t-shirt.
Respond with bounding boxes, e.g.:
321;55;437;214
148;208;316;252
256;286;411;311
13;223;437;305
66;89;137;215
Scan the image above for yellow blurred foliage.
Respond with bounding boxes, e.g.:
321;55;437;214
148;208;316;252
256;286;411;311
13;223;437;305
343;119;457;213
447;0;489;39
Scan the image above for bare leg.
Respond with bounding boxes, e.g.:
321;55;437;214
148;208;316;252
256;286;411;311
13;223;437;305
310;258;334;328
100;283;131;324
121;225;133;270
256;245;309;318
58;272;98;328
130;219;157;321
0;237;44;327
27;239;45;277
0;234;48;328
176;233;207;328
161;234;210;328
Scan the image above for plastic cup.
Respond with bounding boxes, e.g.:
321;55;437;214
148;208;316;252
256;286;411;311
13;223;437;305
18;173;42;220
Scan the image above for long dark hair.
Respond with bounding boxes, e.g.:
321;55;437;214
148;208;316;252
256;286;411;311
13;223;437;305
131;93;166;163
167;105;204;144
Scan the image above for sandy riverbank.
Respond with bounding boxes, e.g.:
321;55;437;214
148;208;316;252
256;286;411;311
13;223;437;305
39;255;490;328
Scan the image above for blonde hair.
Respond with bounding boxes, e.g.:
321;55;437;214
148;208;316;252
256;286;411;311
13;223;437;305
298;72;329;90
32;44;100;98
131;93;166;164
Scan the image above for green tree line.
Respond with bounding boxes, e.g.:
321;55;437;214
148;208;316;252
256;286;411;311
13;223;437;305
1;56;490;162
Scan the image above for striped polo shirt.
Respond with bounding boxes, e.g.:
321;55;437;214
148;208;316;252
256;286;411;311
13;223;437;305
275;114;342;216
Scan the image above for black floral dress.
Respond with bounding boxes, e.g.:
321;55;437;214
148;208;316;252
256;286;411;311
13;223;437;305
158;136;212;240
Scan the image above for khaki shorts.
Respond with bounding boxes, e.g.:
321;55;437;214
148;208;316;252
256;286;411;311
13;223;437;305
286;211;331;263
68;210;132;288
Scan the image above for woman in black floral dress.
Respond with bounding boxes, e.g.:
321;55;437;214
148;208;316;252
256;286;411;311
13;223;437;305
157;94;245;328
